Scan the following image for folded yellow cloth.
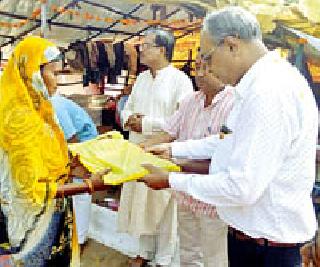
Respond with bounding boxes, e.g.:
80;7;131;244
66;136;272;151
68;132;180;185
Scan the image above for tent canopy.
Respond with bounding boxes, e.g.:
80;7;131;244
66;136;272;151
0;0;320;57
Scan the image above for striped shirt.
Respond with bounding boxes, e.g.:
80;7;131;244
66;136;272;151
163;86;234;218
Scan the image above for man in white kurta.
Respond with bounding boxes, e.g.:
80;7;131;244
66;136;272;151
118;28;193;266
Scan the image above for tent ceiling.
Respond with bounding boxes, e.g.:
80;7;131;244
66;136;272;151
0;0;320;57
0;0;195;48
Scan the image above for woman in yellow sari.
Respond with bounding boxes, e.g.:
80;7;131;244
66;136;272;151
0;36;70;266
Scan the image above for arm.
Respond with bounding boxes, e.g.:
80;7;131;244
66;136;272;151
68;134;79;143
140;132;175;149
170;91;290;207
56;169;111;197
141;116;166;135
144;133;221;160
121;78;140;129
173;158;210;174
52;105;77;141
141;96;191;148
171;134;221;160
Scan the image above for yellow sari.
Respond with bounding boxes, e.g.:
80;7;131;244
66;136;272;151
0;36;69;204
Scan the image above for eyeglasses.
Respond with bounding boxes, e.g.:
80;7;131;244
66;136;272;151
195;60;210;74
199;47;216;63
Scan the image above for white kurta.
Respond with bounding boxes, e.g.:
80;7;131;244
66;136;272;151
121;65;194;145
118;65;193;265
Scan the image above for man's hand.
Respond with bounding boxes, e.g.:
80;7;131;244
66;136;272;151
139;164;170;190
301;241;320;267
124;114;135;128
145;143;172;160
90;169;111;182
125;113;144;133
139;140;157;150
130;115;143;133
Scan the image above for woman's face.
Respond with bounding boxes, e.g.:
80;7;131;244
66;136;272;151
41;61;60;96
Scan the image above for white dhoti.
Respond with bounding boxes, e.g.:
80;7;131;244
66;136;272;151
118;181;179;266
178;207;228;267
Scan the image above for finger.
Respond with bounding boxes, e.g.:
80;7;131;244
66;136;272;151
91;168;111;180
138;176;151;183
158;154;170;160
136;177;150;187
96;168;111;177
139;143;146;149
135;114;144;118
100;168;111;175
141;163;161;173
145;147;163;154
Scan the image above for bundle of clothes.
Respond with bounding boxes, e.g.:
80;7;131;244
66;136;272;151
66;40;128;86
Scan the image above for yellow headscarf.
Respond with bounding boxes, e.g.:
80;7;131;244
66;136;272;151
0;36;69;204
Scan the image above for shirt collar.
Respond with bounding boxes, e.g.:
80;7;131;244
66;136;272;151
234;51;280;99
196;85;234;107
212;85;234;105
146;64;172;77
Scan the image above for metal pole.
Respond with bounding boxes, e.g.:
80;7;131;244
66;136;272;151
40;1;48;38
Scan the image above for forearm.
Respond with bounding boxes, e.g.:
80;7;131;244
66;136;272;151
171;134;220;160
142;132;175;148
173;159;210;174
55;179;111;198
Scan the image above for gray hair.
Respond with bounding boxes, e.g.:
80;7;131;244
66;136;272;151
203;6;262;44
144;28;175;61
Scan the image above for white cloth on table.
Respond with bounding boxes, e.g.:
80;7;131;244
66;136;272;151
72;178;92;245
169;51;318;243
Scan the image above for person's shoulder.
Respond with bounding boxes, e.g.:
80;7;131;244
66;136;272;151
186;91;200;101
137;69;151;79
51;95;68;108
170;65;189;77
170;66;193;86
258;55;309;96
51;94;71;104
52;95;82;112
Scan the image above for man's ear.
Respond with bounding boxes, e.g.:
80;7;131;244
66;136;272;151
223;36;240;54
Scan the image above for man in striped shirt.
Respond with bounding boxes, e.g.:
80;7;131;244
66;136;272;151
141;55;234;267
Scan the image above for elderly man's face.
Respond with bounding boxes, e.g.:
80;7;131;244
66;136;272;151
195;52;224;96
140;34;164;66
199;31;239;86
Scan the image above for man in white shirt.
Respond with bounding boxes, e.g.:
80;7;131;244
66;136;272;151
141;7;318;267
119;28;193;266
